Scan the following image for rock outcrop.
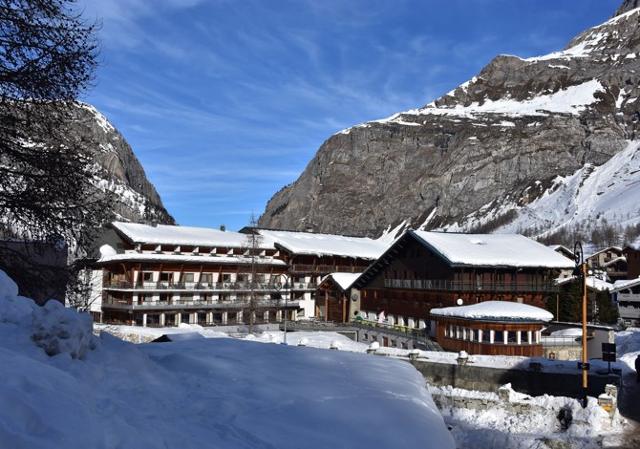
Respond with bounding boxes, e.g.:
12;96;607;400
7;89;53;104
259;2;640;238
70;103;174;225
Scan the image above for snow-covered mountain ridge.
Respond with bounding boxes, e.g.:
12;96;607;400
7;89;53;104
259;2;640;240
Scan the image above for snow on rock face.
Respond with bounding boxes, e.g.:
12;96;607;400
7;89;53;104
477;141;640;236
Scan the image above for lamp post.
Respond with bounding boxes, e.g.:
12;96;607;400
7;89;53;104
573;241;589;408
274;273;290;345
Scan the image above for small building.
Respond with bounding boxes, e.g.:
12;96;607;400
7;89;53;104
316;272;362;323
611;278;640;326
430;301;553;356
586;246;627;281
353;230;572;331
548;245;575;280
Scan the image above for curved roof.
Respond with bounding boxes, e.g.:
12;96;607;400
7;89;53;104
430;300;553;322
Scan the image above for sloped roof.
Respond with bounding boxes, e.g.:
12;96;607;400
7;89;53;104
430;300;553;322
612;277;640;292
256;229;388;259
112;222;275;249
411;231;574;268
321;272;362;291
557;275;613;291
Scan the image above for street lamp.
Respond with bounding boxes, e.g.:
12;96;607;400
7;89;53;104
274;273;290;345
573;241;589;408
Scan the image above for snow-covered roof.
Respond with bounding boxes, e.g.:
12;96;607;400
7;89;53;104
322;272;362;291
557;276;613;292
96;253;286;266
256;229;388;259
411;231;574;268
586;246;623;260
430;301;554;322
612;277;640;292
112;222;275;249
602;256;627;267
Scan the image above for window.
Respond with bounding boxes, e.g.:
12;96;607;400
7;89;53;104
222;273;232;282
200;273;213;284
495;331;504;344
182;273;194;283
142;272;153;282
159;272;171;282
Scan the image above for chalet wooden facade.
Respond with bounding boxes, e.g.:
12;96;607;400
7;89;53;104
623;244;640;280
586;246;627;281
248;228;386;318
315;273;361;323
353;230;573;333
91;222;295;327
90;223;386;327
430;301;553;356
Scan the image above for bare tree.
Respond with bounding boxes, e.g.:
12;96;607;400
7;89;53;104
0;0;111;294
243;213;263;333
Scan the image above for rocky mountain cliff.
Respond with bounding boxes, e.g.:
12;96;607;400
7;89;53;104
70;103;174;225
259;2;640;239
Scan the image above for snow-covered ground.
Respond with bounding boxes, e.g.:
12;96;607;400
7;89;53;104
0;270;454;449
433;384;628;449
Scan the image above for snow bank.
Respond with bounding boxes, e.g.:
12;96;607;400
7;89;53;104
432;384;626;449
0;270;96;359
0;270;454;449
616;327;640;375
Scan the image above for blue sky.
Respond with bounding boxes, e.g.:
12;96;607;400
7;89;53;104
77;0;620;230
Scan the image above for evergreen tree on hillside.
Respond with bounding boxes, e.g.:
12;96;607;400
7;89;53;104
0;0;110;296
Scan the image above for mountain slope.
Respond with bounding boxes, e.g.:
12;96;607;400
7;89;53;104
71;103;174;225
259;3;640;238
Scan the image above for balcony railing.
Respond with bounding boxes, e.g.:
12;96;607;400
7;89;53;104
383;278;558;293
105;281;288;292
102;298;300;310
291;264;363;273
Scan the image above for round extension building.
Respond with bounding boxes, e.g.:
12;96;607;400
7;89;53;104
430;301;554;356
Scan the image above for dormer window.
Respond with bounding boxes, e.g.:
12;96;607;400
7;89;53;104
173;246;181;254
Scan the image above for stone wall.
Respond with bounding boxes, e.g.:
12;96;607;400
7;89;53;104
409;358;619;397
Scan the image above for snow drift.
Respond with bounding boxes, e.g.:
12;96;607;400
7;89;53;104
0;270;454;449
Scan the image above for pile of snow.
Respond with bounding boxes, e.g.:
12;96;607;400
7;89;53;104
0;270;454;449
432;384;626;449
0;270;96;359
430;301;554;322
616;327;640;375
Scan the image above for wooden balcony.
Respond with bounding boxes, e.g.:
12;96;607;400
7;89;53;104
383;278;559;293
102;298;300;311
104;281;286;293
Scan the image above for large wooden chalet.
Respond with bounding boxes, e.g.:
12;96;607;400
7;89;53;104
352;230;573;331
91;223;387;327
91;222;293;327
244;228;387;318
